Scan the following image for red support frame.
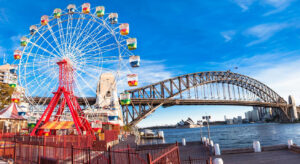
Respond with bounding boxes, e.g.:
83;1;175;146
30;59;94;137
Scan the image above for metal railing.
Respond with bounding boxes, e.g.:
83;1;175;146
0;134;181;164
146;143;180;164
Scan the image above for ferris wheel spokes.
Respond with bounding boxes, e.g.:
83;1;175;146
15;3;141;127
46;24;65;54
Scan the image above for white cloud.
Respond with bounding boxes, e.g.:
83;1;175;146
263;0;291;7
252;59;300;105
70;59;175;98
117;60;174;92
221;30;236;42
10;34;23;51
234;0;256;11
263;0;294;15
245;23;288;46
233;0;293;14
211;51;300;105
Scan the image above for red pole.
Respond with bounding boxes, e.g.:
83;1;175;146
176;142;181;163
38;145;40;164
18;141;20;162
88;148;91;164
43;137;46;157
30;92;60;136
14;140;16;162
127;144;131;164
71;144;74;164
147;153;152;164
4;140;6;158
108;146;112;164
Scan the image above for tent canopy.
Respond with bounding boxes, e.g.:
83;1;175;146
0;103;26;119
39;121;74;130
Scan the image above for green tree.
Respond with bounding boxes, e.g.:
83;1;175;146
0;83;14;109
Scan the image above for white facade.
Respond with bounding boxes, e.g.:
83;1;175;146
94;73;123;126
0;64;17;84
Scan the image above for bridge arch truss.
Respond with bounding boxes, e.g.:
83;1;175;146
123;71;290;126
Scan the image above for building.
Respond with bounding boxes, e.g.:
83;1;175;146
0;64;26;103
246;106;275;122
176;118;200;128
226;119;233;124
251;109;260;122
86;73;124;126
233;117;238;124
237;116;242;124
0;64;17;84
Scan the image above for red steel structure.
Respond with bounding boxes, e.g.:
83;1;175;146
30;59;94;136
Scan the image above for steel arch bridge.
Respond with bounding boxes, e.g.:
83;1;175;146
122;71;292;126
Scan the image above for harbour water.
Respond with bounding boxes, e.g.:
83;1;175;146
140;123;300;149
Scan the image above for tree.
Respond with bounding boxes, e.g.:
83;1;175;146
0;82;14;109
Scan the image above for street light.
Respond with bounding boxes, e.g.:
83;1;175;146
202;116;211;140
197;120;203;140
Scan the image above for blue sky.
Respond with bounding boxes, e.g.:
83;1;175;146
1;0;300;127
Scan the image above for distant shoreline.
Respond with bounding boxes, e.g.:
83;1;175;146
138;121;295;130
139;121;227;130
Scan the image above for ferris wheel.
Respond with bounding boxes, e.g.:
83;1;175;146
13;3;140;111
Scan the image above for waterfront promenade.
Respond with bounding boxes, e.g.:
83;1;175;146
120;134;300;164
217;149;300;164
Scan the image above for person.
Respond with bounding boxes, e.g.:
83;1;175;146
8;159;13;164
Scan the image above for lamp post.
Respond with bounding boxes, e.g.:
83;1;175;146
197;120;203;141
202;116;211;140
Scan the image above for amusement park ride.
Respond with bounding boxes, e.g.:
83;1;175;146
10;3;141;137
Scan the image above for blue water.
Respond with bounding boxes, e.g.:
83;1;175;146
146;123;300;149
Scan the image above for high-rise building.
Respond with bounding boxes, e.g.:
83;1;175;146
0;64;17;84
251;109;260;122
237;116;242;124
0;64;27;105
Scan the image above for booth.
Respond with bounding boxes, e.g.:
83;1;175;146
0;103;27;133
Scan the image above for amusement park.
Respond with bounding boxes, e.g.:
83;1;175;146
0;2;151;163
1;0;300;164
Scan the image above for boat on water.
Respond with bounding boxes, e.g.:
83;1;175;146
140;129;164;139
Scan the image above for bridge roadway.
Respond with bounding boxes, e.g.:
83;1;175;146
31;97;290;108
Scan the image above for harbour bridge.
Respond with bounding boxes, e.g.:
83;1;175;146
32;71;298;126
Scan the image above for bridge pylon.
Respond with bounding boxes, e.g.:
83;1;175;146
288;95;298;121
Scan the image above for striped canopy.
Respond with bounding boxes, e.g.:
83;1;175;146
0;103;25;119
39;121;74;130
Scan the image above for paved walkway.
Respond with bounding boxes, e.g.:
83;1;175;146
178;141;210;161
112;135;137;150
113;136;210;163
217;150;300;164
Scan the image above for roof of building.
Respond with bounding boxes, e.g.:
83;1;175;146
0;103;26;119
0;64;17;71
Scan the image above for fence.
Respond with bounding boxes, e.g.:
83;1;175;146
146;143;180;164
104;130;119;143
0;133;19;140
178;141;212;164
0;132;120;150
0;135;181;164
